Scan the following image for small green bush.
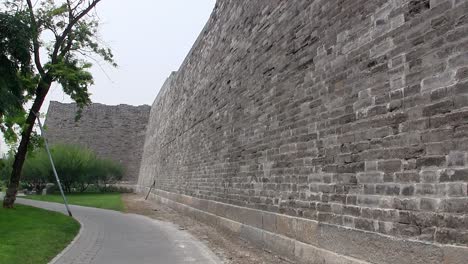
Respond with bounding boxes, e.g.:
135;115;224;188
16;144;123;193
0;180;5;192
92;159;124;192
22;149;50;193
0;156;12;192
0;156;12;188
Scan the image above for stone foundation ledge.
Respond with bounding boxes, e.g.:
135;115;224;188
110;183;136;192
137;186;468;264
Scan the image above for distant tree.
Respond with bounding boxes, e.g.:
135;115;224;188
21;149;50;193
0;156;13;189
49;144;96;193
93;158;123;192
20;144;124;193
1;0;116;208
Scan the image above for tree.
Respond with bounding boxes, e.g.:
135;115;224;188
93;158;123;191
49;144;94;193
21;148;49;194
19;144;123;193
0;9;36;148
2;0;116;208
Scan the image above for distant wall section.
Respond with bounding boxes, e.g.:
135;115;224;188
45;101;150;183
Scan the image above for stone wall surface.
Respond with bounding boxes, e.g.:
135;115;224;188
135;0;468;262
46;101;150;183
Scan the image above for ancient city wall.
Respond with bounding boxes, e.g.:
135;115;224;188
46;101;150;183
138;0;468;263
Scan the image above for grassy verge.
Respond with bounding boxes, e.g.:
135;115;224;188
24;192;124;211
0;204;80;264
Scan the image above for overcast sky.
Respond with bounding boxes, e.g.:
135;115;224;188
0;0;216;153
49;0;215;107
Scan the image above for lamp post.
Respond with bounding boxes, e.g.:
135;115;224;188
35;113;73;217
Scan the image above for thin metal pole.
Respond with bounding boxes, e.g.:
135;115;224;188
145;180;155;200
35;113;73;217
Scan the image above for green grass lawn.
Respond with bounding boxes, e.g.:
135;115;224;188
24;192;124;211
0;204;80;264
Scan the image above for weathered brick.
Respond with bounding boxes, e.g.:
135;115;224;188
343;205;361;217
441;198;468;213
394;223;421;237
429;109;468;128
445;214;468;229
420;170;439;183
436;228;468;244
401;185;415;196
355;218;375;232
454;94;468;109
446;183;467;197
454;80;468;95
440;168;468;182
416;184;437;195
357;172;384;183
416;156;446;168
119;0;468;251
421;71;455;92
422;100;454;116
447;151;467;167
364;160;378;171
395;172;420;183
455;67;468;81
430;87;448;101
377;160;402;172
394;198;420;211
420;198;440;211
411;211;443;228
449;52;468;68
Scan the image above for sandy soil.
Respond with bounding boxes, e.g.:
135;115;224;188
123;194;293;264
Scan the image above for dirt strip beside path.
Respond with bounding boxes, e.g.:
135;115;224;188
123;194;293;264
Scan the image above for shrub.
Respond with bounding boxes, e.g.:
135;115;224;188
22;150;50;194
92;158;124;192
0;156;13;186
19;144;123;193
0;155;13;192
48;144;96;193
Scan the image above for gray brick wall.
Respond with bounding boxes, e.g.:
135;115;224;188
45;101;150;183
138;0;468;248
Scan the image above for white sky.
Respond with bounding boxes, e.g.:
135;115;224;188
0;0;216;154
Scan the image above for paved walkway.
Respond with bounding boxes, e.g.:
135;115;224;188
17;198;222;264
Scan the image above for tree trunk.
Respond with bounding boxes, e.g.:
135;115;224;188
3;78;51;208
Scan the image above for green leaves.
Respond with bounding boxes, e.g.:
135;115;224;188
0;109;27;146
20;144;123;193
0;11;35;123
46;55;93;106
2;0;112;207
1;0;115;149
36;0;68;34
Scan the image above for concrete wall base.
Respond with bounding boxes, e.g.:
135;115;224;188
111;183;136;193
138;187;468;264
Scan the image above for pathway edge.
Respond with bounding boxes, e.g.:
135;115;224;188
48;216;84;264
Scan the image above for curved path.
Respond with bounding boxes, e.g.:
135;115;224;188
17;198;222;264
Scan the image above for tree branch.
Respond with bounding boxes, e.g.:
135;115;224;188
43;23;60;39
25;0;45;76
66;0;73;18
59;0;75;58
52;0;101;63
